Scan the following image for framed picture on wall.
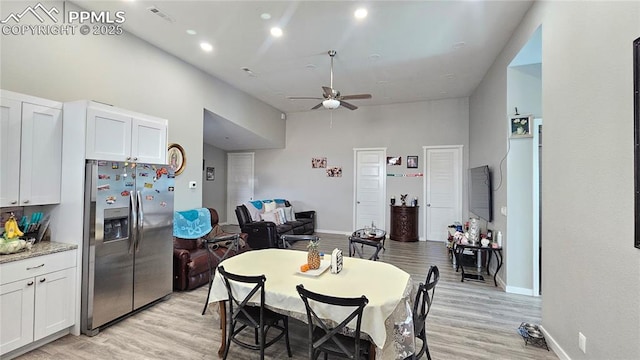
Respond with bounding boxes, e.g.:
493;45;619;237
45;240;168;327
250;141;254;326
168;143;186;175
387;156;401;165
206;167;215;181
407;156;418;169
510;115;533;138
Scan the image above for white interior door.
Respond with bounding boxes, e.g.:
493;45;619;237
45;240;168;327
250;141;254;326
227;152;254;224
424;146;462;241
353;148;386;231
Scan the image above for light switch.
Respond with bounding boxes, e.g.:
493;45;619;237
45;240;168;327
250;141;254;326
500;206;507;216
189;181;197;189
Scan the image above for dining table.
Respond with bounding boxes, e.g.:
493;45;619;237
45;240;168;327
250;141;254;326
208;248;416;360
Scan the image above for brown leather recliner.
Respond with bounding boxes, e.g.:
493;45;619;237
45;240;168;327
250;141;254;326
173;208;250;291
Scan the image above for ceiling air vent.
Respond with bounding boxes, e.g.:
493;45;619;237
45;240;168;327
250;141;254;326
147;6;175;23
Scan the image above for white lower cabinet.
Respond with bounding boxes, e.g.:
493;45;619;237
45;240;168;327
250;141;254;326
0;250;76;356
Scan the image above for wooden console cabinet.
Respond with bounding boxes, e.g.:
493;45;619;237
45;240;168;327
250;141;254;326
390;206;418;242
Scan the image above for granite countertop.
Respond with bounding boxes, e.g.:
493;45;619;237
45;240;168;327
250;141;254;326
0;241;78;264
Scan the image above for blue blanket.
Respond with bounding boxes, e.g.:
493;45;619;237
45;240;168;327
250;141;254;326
173;208;212;239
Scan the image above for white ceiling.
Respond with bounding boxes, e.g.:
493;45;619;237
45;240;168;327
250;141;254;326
73;0;534;150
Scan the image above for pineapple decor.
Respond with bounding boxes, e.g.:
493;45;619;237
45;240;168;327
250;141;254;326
307;239;321;270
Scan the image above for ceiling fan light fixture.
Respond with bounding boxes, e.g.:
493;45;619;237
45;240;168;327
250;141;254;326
323;99;340;109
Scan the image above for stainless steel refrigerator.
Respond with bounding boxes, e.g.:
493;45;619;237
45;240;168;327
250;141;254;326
81;160;174;336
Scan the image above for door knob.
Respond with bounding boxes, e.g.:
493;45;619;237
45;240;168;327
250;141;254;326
427;203;431;207
357;201;361;204
11;200;17;204
23;200;29;204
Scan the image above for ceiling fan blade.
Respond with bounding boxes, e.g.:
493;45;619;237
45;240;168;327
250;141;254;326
311;102;324;110
340;94;372;100
287;96;323;100
340;101;358;110
322;86;333;98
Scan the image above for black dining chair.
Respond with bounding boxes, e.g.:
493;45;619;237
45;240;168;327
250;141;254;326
280;234;320;249
202;233;240;315
218;266;292;360
296;284;371;360
410;265;440;360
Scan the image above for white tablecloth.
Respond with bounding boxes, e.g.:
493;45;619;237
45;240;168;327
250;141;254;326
209;248;415;360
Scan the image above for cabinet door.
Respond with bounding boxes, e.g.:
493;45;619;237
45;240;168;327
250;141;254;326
86;107;132;161
33;267;76;341
0;279;35;355
131;116;167;164
0;97;21;207
19;103;63;206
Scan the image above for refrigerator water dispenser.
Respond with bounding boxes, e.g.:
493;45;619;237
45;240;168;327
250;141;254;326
104;207;129;241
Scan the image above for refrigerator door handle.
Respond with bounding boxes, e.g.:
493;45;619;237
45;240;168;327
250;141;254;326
136;190;144;252
129;191;137;255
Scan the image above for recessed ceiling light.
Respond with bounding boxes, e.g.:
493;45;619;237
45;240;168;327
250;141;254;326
443;73;456;80
368;54;381;61
270;27;283;37
260;13;271;20
354;8;368;19
200;42;213;52
186;29;197;35
305;63;317;70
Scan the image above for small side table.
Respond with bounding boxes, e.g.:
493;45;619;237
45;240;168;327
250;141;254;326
349;228;386;261
454;243;503;286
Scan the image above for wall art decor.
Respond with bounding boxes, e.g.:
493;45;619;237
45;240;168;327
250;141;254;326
510;115;533;138
326;166;342;177
387;156;401;165
168;143;186;175
206;167;215;181
312;157;327;168
407;156;418;169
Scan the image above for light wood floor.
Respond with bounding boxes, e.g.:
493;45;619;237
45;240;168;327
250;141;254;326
17;233;558;360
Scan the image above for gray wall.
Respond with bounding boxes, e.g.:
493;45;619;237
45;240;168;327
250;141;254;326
471;1;640;359
0;0;285;211
253;98;469;235
202;143;227;221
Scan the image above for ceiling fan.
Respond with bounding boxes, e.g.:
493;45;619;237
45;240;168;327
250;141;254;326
287;50;372;110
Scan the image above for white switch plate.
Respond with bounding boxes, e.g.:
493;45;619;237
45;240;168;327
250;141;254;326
500;206;507;216
188;181;197;189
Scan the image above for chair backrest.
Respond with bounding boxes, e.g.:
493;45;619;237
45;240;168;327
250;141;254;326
413;265;440;333
218;266;266;328
280;234;319;249
235;205;252;228
296;284;368;359
207;208;220;226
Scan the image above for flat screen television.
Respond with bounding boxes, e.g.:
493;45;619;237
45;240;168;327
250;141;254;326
469;165;493;222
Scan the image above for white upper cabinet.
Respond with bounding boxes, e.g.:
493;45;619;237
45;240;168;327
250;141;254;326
0;91;63;207
85;103;167;164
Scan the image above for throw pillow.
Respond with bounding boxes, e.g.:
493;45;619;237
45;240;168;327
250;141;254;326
263;200;277;212
284;206;296;221
277;207;287;223
261;210;280;225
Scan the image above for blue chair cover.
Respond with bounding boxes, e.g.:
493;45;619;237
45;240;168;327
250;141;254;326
173;208;212;239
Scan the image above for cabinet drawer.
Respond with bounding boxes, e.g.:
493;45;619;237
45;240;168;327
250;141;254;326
0;250;77;285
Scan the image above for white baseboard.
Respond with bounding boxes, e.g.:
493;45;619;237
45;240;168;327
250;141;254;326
539;325;571;360
506;285;534;296
315;229;351;236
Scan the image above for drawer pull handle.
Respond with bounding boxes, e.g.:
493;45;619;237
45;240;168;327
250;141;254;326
26;264;45;270
39;278;46;283
27;281;34;286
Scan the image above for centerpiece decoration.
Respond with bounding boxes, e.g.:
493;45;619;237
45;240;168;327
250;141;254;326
307;238;321;270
